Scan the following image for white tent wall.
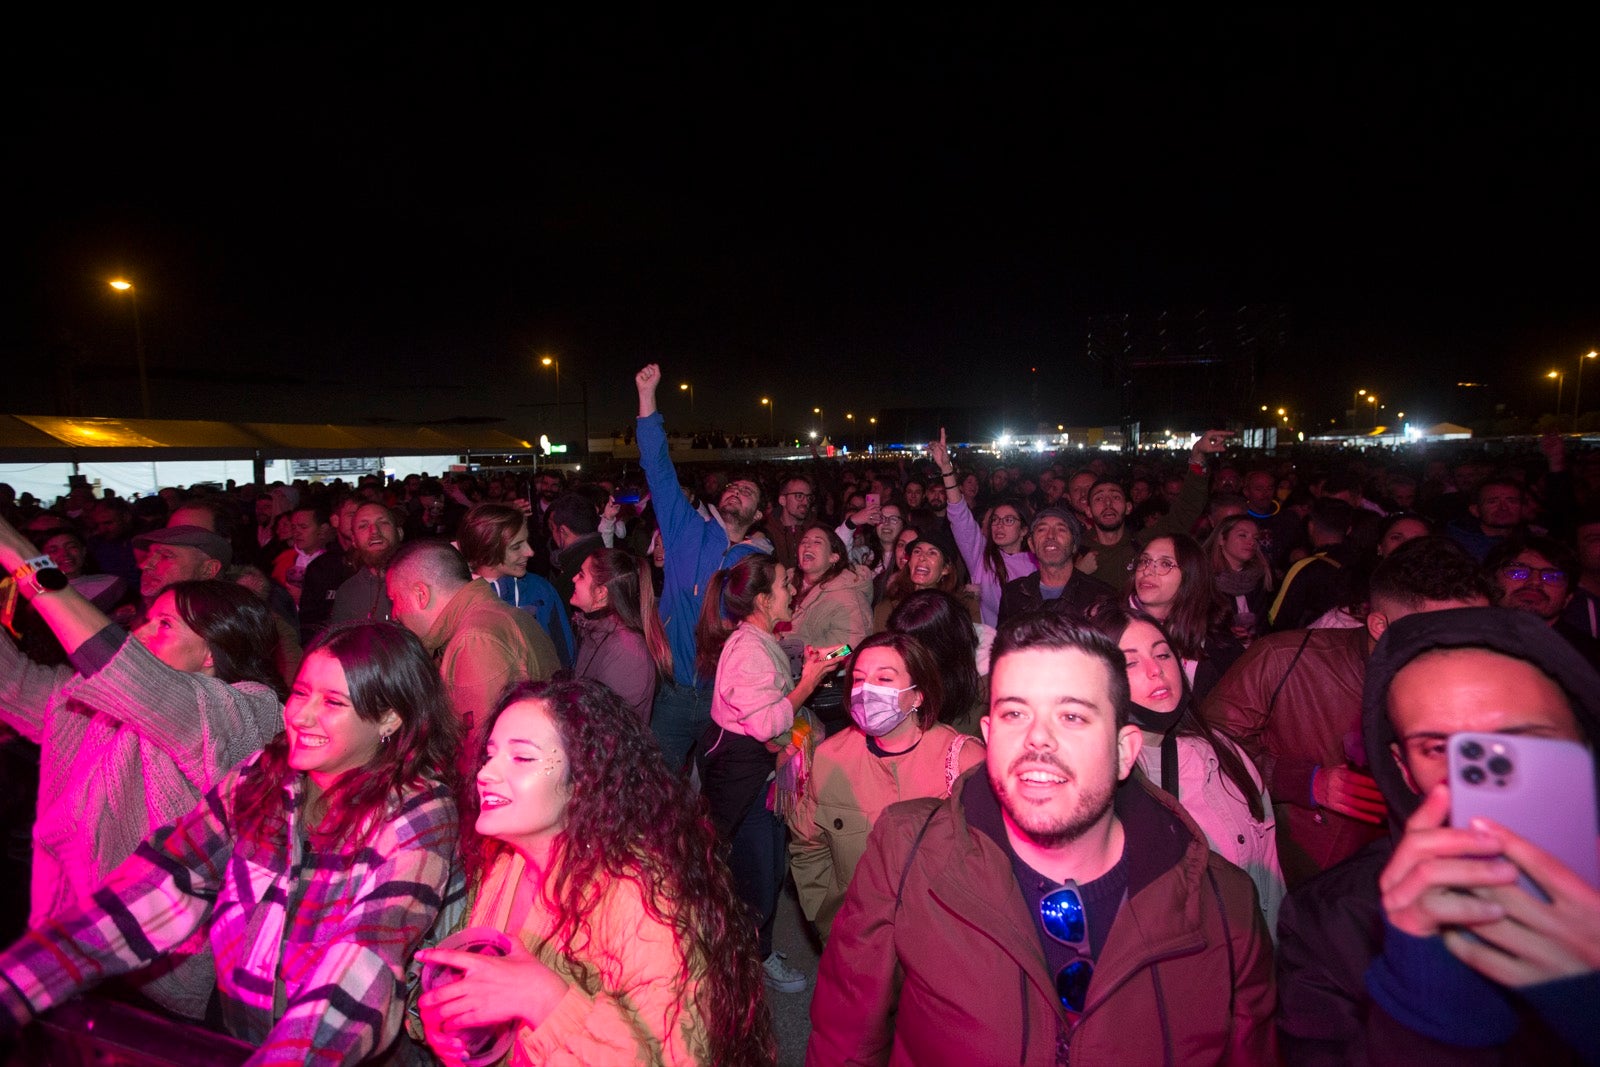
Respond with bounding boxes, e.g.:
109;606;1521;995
0;463;79;503
0;460;295;504
2;454;465;505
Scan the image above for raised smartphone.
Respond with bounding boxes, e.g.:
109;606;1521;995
1448;732;1599;895
865;493;880;510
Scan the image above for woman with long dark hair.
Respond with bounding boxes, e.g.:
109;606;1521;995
568;547;673;723
1127;532;1242;703
886;589;985;738
787;632;983;940
1092;606;1284;934
458;502;576;668
416;678;776;1066
0;505;286;1020
694;553;838;994
0;622;462;1062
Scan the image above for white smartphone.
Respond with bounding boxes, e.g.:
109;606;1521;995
1448;732;1600;896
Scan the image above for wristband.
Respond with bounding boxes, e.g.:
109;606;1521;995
11;556;67;595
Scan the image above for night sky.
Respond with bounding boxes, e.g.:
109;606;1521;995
10;11;1598;442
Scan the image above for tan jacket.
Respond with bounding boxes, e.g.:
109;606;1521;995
424;579;558;766
787;724;982;939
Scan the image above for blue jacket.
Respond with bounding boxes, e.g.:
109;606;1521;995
636;412;763;686
488;573;576;668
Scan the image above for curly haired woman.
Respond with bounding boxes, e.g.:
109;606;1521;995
416;678;776;1067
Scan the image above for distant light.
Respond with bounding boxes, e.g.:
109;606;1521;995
1396;412;1404;419
808;430;817;439
1297;431;1305;442
999;433;1011;446
1548;370;1560;379
1276;408;1285;416
1589;351;1598;360
1260;405;1268;412
109;279;132;291
541;356;553;366
679;383;689;391
1056;424;1064;432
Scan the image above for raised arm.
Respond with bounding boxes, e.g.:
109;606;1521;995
0;513;118;657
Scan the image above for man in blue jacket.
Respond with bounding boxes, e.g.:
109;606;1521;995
635;363;768;770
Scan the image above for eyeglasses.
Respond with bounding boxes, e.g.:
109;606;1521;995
990;515;1022;527
1039;882;1094;1013
1500;564;1566;585
1128;556;1179;575
784;491;813;500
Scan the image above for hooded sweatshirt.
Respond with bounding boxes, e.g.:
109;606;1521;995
1278;606;1600;1066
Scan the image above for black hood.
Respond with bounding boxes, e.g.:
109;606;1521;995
1363;606;1600;823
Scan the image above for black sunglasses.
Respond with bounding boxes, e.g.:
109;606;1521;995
1040;882;1094;1012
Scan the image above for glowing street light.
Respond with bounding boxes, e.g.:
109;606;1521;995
108;279;151;417
760;397;774;438
540;355;560;406
1574;350;1598;418
678;382;695;423
1548;370;1565;413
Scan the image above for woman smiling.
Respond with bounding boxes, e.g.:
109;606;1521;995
0;623;463;1063
416;679;774;1066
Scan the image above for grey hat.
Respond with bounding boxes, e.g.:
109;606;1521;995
133;524;233;566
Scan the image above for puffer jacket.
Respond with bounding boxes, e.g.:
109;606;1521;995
807;770;1276;1067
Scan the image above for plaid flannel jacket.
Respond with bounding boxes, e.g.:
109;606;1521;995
0;752;462;1066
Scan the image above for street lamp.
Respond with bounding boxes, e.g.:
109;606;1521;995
1548;370;1565;414
869;415;877;446
1352;388;1368;431
1366;394;1379;429
108;279;151;417
679;382;695;424
760;397;774;439
813;406;824;436
1575;350;1598;418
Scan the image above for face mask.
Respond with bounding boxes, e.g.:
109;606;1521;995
850;683;918;737
1129;690;1188;737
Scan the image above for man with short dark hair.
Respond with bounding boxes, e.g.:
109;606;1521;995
809;613;1274;1065
1485;535;1600;668
1268;498;1355;631
1445;477;1525;562
1076;432;1230;583
766;474;815;572
1204;536;1492;886
634;364;767;770
545;491;604;607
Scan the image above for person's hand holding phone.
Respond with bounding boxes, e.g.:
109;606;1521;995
1442;819;1600;986
1378;783;1517;939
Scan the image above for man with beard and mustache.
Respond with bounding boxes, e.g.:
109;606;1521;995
1485;535;1600;669
634;363;770;770
809;613;1275;1066
1072;430;1231;587
329;502;403;625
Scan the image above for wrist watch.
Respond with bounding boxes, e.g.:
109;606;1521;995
12;555;68;595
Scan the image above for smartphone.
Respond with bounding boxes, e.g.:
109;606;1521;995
614;491;642;506
1448;733;1600;895
826;644;853;660
865;493;880;510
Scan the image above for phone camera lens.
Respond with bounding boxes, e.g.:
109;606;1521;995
1458;740;1484;761
1462;765;1486;785
1486;755;1512;777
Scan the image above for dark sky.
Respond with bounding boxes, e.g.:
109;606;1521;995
10;11;1599;441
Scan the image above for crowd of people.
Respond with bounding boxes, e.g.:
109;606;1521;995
0;365;1595;1066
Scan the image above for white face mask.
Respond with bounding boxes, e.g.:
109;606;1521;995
850;682;918;737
